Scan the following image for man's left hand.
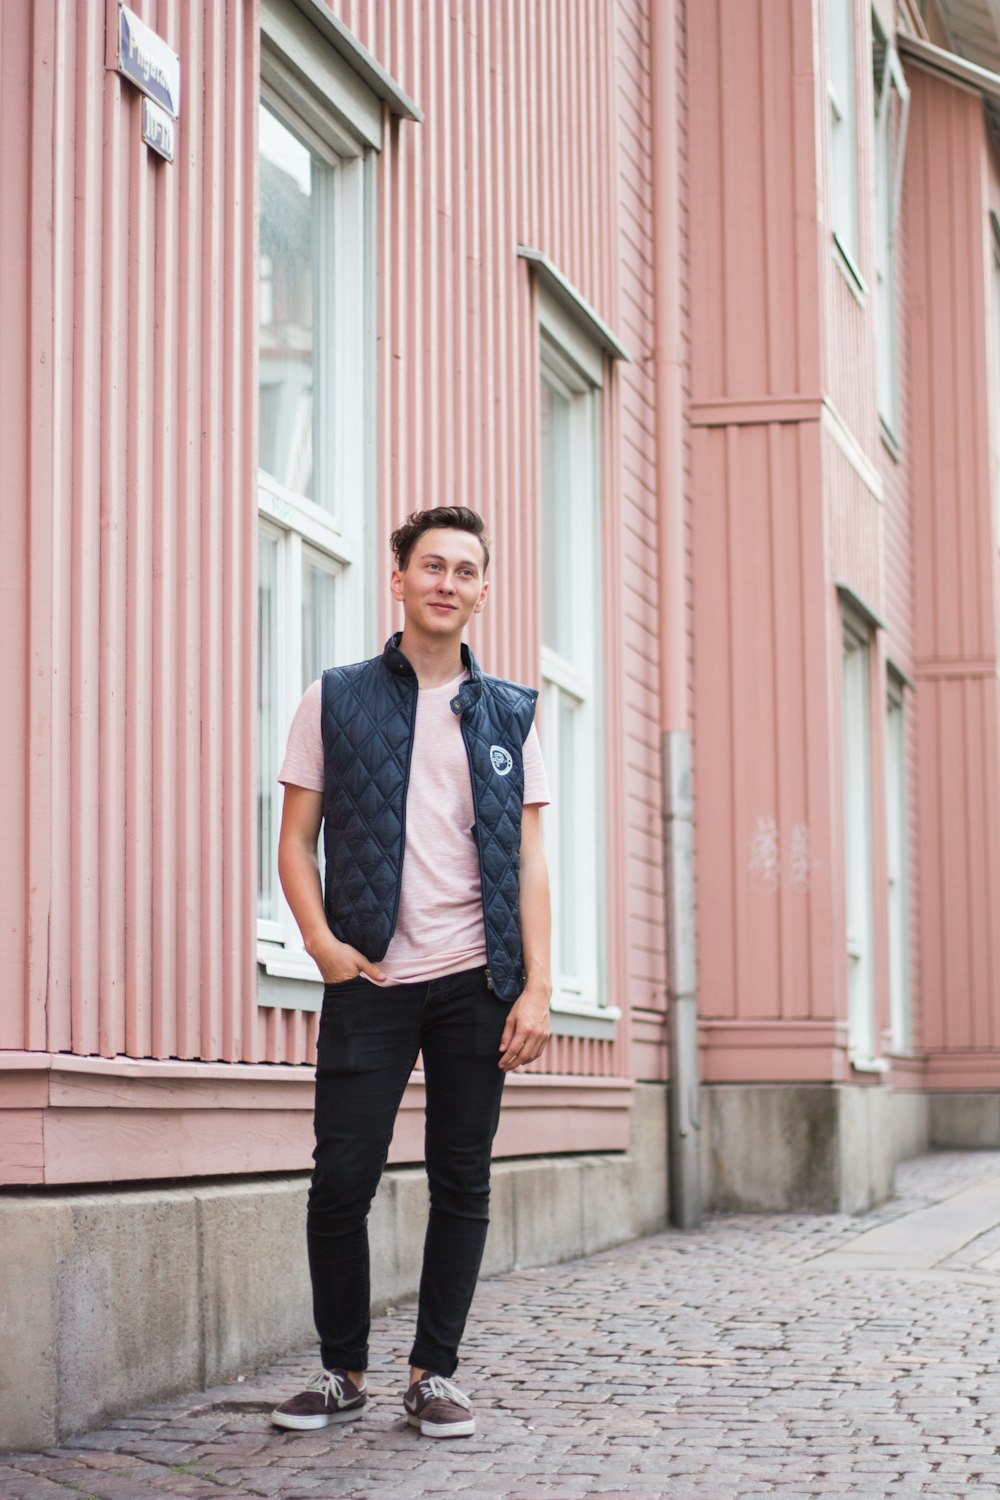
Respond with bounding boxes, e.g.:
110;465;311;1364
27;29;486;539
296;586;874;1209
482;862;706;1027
498;983;551;1072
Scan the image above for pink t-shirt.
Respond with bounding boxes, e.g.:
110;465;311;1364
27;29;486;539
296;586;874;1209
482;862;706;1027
279;673;550;984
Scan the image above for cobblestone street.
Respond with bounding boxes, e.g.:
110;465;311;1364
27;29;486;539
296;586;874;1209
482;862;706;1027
7;1151;1000;1499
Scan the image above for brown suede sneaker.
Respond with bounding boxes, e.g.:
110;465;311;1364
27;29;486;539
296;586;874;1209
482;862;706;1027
271;1369;368;1430
403;1373;476;1438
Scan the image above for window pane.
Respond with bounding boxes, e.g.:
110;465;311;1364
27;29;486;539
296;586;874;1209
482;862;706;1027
540;377;574;659
558;692;577;977
828;0;857;257
258;530;279;922
259;103;322;504
303;551;338;686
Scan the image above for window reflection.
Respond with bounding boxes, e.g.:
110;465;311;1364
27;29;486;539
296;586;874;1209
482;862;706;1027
259;103;318;502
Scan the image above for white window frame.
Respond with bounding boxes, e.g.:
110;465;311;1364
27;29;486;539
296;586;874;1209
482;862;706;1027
537;294;612;1034
829;0;864;290
256;5;377;997
885;676;911;1053
873;25;910;439
842;611;880;1069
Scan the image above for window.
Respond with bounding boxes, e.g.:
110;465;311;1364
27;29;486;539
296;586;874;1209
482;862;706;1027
872;20;910;435
538;332;603;1015
885;679;910;1051
256;5;377;987
829;0;861;282
842;614;878;1064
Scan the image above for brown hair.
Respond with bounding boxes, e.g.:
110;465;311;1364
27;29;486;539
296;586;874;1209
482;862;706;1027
389;507;491;573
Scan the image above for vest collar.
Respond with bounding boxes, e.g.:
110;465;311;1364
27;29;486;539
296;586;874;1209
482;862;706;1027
381;633;484;711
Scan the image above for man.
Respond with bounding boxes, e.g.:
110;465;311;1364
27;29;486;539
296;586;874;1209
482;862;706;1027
270;506;552;1440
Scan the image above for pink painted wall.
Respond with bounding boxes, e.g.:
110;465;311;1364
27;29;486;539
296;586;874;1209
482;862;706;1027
11;0;1000;1186
324;0;669;1085
908;64;1000;1083
2;0;261;1073
1;0;668;1181
688;0;847;1082
686;0;922;1083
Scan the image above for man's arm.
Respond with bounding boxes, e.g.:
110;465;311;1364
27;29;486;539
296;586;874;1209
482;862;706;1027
498;803;552;1071
278;784;387;983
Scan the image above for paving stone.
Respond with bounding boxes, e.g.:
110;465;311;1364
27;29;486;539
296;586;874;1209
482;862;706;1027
11;1151;1000;1496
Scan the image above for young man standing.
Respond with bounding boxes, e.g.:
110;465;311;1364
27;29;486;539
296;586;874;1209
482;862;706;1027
271;507;552;1440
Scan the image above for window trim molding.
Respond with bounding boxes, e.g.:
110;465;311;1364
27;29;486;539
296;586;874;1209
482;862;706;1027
283;0;423;122
897;31;1000;104
835;578;887;634
538;326;608;1021
518;246;631;368
262;0;422;159
840;606;878;1069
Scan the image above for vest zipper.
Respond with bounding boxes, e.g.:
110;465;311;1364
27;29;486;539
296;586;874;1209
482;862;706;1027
383;675;419;953
459;713;496;984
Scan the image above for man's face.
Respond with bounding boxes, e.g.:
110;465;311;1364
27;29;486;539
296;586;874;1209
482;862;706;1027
390;527;489;638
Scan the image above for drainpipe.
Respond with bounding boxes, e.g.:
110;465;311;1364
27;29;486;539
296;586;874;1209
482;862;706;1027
651;0;701;1229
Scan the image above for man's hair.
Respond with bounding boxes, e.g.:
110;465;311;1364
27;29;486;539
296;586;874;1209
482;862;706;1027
389;507;491;574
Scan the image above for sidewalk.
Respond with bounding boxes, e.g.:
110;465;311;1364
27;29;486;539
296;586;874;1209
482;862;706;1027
6;1150;1000;1499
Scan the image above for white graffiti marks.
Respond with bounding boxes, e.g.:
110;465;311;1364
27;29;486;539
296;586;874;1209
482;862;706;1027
789;822;816;892
748;816;780;894
748;818;819;894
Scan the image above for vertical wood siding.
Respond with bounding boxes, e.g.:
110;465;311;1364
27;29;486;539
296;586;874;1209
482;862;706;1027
8;0;661;1082
327;0;663;1081
878;74;920;1050
613;0;669;1074
0;2;33;1051
908;67;1000;1056
8;0;260;1064
688;0;841;1034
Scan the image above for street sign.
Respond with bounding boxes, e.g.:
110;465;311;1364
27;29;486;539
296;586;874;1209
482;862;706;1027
115;4;180;121
142;97;175;163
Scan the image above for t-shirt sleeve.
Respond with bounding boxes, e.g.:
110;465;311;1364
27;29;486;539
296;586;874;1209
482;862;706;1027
522;721;550;807
278;679;324;792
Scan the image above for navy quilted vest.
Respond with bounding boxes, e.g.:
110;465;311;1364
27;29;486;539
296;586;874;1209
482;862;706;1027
320;633;538;1002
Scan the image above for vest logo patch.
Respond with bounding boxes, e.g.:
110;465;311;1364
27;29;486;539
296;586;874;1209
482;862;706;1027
490;744;514;777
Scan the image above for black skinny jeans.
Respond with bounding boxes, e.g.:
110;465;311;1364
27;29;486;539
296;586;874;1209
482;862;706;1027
307;965;512;1378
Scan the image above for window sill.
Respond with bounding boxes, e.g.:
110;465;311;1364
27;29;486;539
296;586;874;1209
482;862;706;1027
257;941;323;983
550;995;621;1041
849;1053;889;1075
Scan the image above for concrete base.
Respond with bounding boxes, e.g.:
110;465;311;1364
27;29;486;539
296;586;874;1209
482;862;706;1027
698;1084;930;1215
929;1092;1000;1147
0;1084;667;1452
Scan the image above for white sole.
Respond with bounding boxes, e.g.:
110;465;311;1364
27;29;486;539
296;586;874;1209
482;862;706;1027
406;1411;476;1438
271;1404;366;1431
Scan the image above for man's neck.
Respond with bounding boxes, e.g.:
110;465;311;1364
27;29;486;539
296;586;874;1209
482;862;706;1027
396;628;467;689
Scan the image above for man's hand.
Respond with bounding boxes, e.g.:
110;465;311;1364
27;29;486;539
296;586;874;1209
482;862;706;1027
498;981;551;1071
307;931;387;985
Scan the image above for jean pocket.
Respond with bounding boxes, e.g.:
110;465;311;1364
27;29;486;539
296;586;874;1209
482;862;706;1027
323;975;367;996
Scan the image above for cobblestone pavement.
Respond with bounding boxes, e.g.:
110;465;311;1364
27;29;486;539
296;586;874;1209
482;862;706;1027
8;1151;1000;1499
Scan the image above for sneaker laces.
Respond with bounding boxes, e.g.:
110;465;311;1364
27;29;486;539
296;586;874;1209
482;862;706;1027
418;1375;471;1409
307;1369;357;1404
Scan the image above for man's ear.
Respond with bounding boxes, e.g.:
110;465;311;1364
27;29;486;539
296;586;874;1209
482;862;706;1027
473;580;490;614
390;567;404;602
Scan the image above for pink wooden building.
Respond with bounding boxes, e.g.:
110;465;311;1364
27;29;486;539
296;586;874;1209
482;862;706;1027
5;0;1000;1449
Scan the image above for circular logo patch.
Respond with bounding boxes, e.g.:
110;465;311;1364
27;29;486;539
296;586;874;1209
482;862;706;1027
490;744;514;777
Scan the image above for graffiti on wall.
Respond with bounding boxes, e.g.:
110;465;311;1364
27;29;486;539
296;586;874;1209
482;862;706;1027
748;817;819;894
